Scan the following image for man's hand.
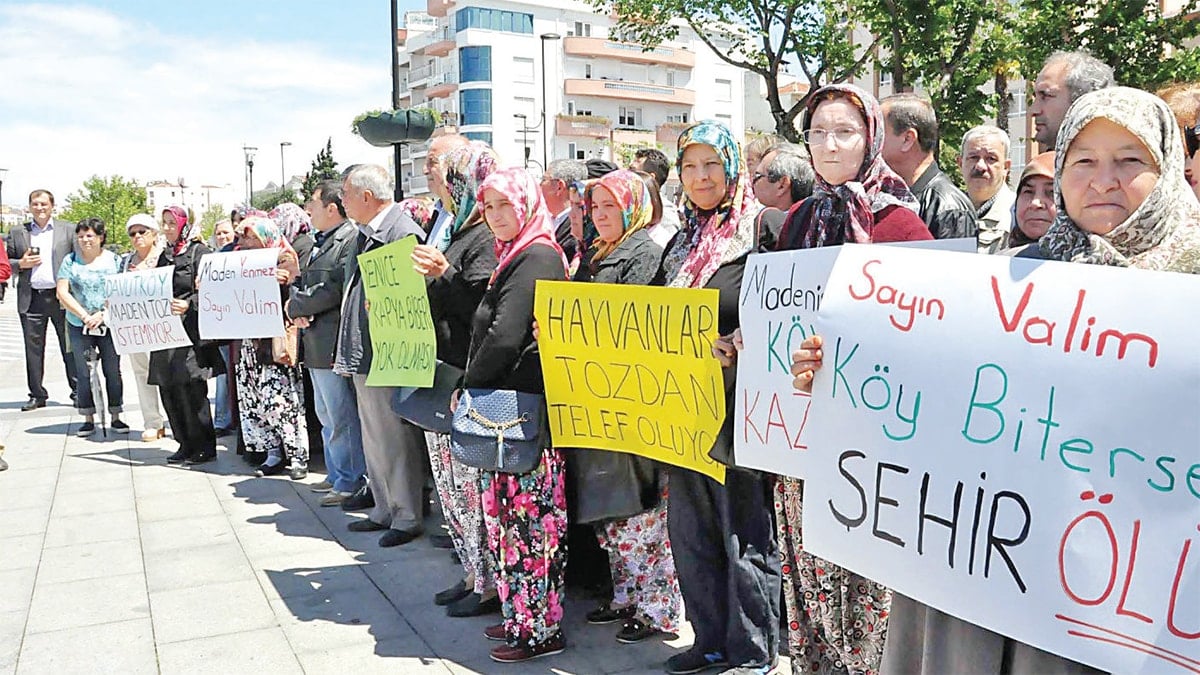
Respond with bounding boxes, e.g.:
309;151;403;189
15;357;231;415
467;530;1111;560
170;298;189;316
19;251;42;270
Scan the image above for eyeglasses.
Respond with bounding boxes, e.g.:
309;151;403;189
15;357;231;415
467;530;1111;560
129;229;152;237
751;172;768;184
1186;124;1199;157
803;128;863;146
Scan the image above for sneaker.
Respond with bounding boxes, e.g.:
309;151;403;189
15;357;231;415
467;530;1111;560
289;464;308;481
484;623;508;642
309;480;334;493
489;634;566;663
111;419;131;433
76;422;96;437
720;659;778;675
616;618;662;644
587;604;635;625
665;648;728;675
319;491;352;507
340;484;375;511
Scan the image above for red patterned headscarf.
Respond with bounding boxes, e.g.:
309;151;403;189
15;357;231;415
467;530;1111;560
162;206;198;255
476;167;568;285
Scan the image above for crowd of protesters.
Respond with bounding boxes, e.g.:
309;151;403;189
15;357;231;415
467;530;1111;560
2;47;1198;673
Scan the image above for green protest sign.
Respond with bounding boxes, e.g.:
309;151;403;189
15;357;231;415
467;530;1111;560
358;236;436;387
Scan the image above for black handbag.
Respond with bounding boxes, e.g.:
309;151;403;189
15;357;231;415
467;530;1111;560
567;449;660;524
450;389;545;473
391;360;465;434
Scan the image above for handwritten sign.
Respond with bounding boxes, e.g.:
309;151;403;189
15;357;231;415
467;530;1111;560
802;245;1200;674
103;267;192;355
535;281;726;483
197;249;285;339
735;238;977;478
359;236;436;387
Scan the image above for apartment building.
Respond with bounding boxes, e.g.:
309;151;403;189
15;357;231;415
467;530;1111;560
396;3;747;196
145;181;239;217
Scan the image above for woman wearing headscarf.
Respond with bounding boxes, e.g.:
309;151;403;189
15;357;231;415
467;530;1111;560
233;216;308;479
465;167;570;663
121;213;166;442
410;141;502;618
654;120;782;675
1003;151;1057;257
762;84;929;675
571;170;681;644
151;206;221;465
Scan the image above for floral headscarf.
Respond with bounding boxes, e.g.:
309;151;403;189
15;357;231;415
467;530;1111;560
780;84;920;251
238;215;298;260
435;141;500;251
398;197;434;231
585;170;654;263
162;206;199;255
663;120;761;288
268;203;311;241
1040;87;1200;272
476;167;568;285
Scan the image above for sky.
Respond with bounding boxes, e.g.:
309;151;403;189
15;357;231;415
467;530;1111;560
0;1;427;211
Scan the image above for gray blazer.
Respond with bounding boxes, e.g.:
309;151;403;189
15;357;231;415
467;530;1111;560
6;218;80;314
288;221;358;369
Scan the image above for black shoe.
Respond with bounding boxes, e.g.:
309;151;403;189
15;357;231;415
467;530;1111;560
186;452;216;465
434;579;470;606
340;485;375;511
111;419;131;433
447;592;501;618
616;618;662;644
166;449;190;464
664;648;728;675
76;422;96;437
255;459;286;477
586;604;635;625
347;519;388;533
21;398;46;412
429;533;454;549
244;450;266;466
379;528;421;547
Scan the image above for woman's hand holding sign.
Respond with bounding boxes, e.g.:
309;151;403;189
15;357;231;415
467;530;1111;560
790;335;823;393
711;327;744;368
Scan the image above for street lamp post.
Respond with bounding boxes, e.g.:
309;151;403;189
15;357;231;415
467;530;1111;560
243;146;258;205
539;33;561;171
280;141;292;190
0;168;7;231
514;114;532;168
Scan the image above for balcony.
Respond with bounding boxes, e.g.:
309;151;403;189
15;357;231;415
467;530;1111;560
427;0;455;17
564;37;695;68
612;129;655;146
410;26;454;56
427;71;459;99
657;122;692;144
556;115;613;138
563;79;696;105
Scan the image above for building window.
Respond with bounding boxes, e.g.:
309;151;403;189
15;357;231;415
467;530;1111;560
513;56;535;83
464;131;493;144
585;63;593;79
567;142;586;160
879;69;892;86
455;7;533;34
666;70;675;87
514;96;536;120
715;78;732;102
666;112;689;123
571;21;592;37
459;89;492;125
459;46;492;83
618;106;641;127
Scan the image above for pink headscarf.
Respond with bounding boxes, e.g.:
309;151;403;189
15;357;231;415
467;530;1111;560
162;206;198;255
476;167;568;285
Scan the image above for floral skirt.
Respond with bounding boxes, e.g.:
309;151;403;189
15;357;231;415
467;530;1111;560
426;431;493;593
481;447;568;648
776;476;890;675
597;478;682;633
236;340;308;465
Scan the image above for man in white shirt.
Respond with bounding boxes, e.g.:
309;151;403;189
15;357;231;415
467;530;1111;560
630;148;681;247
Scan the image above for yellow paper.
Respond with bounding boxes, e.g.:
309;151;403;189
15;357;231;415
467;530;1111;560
535;281;727;483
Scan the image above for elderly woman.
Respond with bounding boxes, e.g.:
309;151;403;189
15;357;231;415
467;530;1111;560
573;170;681;644
764;83;929;675
232;216;307;478
56;217;127;436
1003;151;1056;257
410;141;502;618
152;206;220;464
464;167;569;663
121;214;166;441
653;120;782;675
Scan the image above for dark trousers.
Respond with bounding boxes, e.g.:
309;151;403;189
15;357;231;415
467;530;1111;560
20;288;78;401
667;465;781;668
67;323;123;415
160;381;216;458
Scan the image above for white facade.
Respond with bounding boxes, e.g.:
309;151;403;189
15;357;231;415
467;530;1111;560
145;181;238;218
398;2;747;195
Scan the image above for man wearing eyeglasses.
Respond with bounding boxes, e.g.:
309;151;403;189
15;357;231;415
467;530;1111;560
751;144;814;212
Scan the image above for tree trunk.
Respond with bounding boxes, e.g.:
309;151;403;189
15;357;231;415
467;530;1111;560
995;70;1009;131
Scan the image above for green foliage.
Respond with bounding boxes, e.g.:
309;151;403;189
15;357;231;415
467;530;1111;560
198;203;225;242
301;138;340;200
59;175;148;251
252;188;299;212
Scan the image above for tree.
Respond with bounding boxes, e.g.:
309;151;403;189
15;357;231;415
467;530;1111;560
1018;0;1200;93
301;138;340;199
198;203;225;242
252;188;299;212
59;175;148;250
598;0;878;142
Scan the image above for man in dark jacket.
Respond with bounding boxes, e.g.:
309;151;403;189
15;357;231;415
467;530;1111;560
880;94;978;241
334;165;428;548
290;180;366;507
6;189;80;410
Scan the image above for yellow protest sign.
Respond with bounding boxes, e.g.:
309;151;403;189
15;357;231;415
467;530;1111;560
535;280;726;483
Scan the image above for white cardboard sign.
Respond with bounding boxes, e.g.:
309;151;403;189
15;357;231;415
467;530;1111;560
197;249;285;339
103;266;192;355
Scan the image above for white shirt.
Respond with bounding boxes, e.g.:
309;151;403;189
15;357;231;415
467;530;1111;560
29;221;57;289
365;202;397;233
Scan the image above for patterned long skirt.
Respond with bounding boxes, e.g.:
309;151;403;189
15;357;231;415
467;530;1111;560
776;476;890;675
481;447;568;648
426;431;493;593
236;339;308;466
597;479;682;633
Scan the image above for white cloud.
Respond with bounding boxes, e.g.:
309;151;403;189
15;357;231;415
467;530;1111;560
0;3;398;212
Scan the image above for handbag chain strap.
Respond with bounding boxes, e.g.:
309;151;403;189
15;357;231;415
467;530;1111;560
467;408;529;470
